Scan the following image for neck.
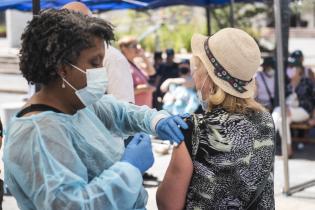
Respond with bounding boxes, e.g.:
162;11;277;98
32;81;78;115
125;54;135;62
263;71;272;78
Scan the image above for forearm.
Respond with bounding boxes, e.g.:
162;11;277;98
92;95;169;136
142;57;156;76
134;84;153;95
160;78;185;93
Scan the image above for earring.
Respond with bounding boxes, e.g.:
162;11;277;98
62;79;65;89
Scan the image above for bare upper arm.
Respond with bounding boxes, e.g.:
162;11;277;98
156;142;193;210
168;142;193;173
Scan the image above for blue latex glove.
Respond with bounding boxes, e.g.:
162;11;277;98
121;133;154;174
156;113;189;144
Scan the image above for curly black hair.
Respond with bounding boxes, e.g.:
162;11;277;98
19;9;115;85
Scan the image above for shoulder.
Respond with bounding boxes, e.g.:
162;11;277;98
248;111;274;131
4;114;70;162
6;113;68;142
255;72;263;79
108;46;127;60
158;63;167;70
200;109;273;145
304;77;314;85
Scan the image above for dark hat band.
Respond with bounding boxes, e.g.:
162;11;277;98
204;37;252;93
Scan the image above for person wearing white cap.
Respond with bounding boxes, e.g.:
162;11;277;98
157;28;275;210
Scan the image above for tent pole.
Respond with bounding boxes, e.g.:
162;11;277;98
274;0;290;195
275;0;315;195
205;5;211;35
32;0;41;92
229;0;235;27
32;0;40;15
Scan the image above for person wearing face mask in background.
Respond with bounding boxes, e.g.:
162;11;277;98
255;56;276;111
290;50;315;82
3;9;189;210
272;57;315;157
118;37;156;108
154;49;180;110
160;60;199;115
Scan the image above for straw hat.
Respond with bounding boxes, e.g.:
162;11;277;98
191;28;261;98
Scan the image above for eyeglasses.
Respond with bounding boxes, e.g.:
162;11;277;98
126;43;139;49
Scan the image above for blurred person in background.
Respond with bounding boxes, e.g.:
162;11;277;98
119;37;156;107
255;56;276;112
272;57;315;156
153;51;163;70
151;51;163;108
103;43;135;103
154;48;180;110
160;59;199;115
290;50;315;82
157;28;275;210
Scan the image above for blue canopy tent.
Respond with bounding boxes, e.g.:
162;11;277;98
0;0;255;11
0;0;242;35
0;1;151;11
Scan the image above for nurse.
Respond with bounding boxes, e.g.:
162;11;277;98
3;9;187;210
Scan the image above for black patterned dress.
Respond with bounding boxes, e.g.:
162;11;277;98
183;108;275;210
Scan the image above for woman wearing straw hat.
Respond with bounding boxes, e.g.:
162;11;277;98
157;28;275;210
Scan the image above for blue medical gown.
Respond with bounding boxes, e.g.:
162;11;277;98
3;95;166;210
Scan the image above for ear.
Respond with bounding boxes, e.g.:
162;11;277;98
208;87;226;105
56;63;71;78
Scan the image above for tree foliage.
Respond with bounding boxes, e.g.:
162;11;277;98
114;3;268;53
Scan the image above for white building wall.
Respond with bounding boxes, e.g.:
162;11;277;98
289;38;315;67
5;10;32;48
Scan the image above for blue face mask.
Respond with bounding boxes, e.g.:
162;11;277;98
63;64;108;107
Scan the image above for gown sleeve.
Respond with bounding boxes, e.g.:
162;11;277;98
90;95;169;137
4;118;146;210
